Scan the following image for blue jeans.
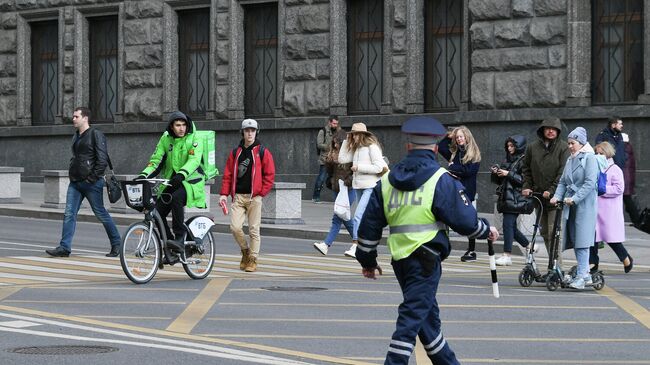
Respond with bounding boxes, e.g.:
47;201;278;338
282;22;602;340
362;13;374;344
574;247;590;279
324;189;356;245
502;213;530;253
59;179;121;252
312;165;329;200
352;188;374;241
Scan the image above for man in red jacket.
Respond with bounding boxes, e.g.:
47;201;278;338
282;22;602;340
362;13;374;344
219;119;275;272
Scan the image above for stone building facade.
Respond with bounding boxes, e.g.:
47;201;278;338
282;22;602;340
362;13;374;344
0;0;648;212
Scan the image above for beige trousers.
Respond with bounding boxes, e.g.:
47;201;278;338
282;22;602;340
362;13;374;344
230;194;263;257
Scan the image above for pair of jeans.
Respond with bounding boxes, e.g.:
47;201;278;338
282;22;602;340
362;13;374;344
502;213;530;253
59;179;121;252
312;164;329;200
324;188;356;245
156;185;187;240
574;247;590;279
352;188;374;241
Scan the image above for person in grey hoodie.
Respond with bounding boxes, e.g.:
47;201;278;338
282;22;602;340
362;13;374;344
312;115;341;203
522;117;570;268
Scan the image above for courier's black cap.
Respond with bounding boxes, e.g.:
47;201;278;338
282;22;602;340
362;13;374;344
402;116;447;145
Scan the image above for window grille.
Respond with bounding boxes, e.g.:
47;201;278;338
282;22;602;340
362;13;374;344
178;9;209;117
592;0;643;104
348;0;384;114
31;21;59;125
244;3;278;117
424;0;463;111
89;16;118;122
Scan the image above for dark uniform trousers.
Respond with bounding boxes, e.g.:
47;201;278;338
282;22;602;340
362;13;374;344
387;249;459;365
156;185;187;239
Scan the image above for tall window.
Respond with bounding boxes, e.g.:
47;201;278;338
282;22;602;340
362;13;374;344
89;16;118;122
348;0;383;114
178;9;209;117
424;0;463;111
244;3;278;117
592;0;643;104
31;21;59;125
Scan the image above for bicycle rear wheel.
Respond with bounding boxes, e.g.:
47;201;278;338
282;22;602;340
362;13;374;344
120;222;161;284
183;232;215;279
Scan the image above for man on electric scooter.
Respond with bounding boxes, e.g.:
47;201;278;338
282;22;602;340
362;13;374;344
136;111;206;257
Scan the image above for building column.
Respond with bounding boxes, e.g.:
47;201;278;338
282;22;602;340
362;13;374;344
566;0;591;107
406;0;424;114
329;0;347;116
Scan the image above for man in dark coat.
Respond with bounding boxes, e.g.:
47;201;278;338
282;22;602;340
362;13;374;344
522;117;569;266
595;116;626;169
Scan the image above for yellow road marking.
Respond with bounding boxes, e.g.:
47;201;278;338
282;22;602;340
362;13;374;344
0;287;20;301
415;338;428;365
167;278;231;333
217;302;618;309
0;304;375;365
600;286;650;330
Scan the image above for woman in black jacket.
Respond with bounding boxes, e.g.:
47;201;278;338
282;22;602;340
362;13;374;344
492;135;531;266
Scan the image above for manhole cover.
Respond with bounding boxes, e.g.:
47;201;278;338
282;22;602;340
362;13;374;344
7;345;119;355
262;286;327;291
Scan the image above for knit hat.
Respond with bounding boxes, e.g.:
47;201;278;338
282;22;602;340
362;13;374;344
568;127;588;145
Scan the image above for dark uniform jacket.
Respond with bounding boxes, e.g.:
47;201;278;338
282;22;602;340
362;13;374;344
356;149;491;269
69;127;109;183
522;118;569;207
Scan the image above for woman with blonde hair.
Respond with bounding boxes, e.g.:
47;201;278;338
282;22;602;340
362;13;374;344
338;122;388;257
438;125;482;261
591;141;633;273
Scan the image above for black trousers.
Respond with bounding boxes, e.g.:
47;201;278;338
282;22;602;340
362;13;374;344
623;195;640;224
157;185;187;239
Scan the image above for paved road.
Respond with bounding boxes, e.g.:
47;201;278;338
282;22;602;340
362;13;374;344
1;216;650;364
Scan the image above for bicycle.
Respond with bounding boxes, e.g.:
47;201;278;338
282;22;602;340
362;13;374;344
120;178;216;284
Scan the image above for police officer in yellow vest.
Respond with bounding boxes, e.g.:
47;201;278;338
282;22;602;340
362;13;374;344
356;117;499;365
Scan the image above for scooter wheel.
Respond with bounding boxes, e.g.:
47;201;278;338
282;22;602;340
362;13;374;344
519;268;534;287
546;273;559;291
593;272;605;290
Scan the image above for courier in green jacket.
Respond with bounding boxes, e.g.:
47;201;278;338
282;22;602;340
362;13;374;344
137;111;206;251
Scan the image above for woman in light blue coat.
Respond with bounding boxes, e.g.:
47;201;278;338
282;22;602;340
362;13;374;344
550;127;599;290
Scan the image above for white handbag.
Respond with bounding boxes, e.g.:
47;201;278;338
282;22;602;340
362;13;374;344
333;179;351;221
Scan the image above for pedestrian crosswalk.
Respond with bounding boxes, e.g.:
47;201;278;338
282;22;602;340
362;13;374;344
0;251;487;286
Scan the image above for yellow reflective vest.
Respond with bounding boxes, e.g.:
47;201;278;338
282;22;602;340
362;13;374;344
381;168;447;260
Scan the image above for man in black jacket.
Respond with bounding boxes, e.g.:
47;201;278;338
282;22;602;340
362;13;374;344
595;116;626;169
46;107;121;257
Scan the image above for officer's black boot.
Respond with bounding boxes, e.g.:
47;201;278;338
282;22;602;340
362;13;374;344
166;231;187;252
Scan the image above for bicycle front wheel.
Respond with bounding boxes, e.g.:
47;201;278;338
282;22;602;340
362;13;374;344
120;222;161;284
183;232;215;279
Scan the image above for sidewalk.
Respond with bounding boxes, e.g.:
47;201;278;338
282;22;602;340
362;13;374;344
1;182;647;259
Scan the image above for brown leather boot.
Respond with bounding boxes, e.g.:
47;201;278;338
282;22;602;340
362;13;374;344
244;255;257;272
239;248;250;271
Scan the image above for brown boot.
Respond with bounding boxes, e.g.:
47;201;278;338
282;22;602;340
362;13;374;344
245;256;257;272
239;248;250;271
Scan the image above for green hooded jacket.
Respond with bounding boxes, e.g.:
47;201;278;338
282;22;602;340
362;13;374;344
140;114;206;209
522;117;570;206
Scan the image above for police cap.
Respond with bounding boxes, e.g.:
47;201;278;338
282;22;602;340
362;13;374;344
402;116;447;145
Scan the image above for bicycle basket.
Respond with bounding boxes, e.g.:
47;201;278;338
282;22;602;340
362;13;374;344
121;181;156;212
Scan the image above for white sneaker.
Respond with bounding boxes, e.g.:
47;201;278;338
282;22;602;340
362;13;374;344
584;275;593;286
569;277;585;290
344;244;357;258
495;255;512;266
313;241;328;256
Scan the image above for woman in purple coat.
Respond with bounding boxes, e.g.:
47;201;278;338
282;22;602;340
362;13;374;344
591;142;634;273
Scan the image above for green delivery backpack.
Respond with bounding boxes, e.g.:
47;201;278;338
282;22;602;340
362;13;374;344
194;130;219;179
